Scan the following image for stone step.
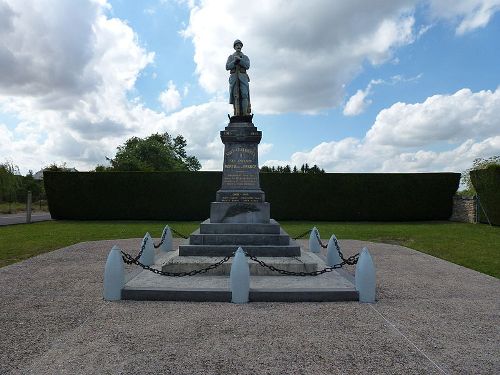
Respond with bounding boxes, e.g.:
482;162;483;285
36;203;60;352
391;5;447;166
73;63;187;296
178;243;301;257
160;250;319;276
199;219;281;234
189;230;291;246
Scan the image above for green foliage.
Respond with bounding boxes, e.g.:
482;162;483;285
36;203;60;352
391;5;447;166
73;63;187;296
470;165;500;225
45;171;459;221
44;162;69;172
461;156;500;195
15;170;44;202
261;163;325;174
44;171;220;220
261;173;459;220
104;132;201;172
0;161;20;203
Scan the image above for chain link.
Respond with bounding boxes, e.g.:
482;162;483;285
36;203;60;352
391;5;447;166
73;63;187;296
314;230;328;249
170;227;189;239
121;250;233;276
245;251;345;276
122;235;148;264
120;226;359;276
330;236;359;265
153;229;167;249
292;229;312;240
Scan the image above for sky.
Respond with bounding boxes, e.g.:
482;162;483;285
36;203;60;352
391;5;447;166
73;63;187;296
0;0;499;175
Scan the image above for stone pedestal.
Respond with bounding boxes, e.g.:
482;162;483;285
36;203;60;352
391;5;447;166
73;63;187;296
178;115;300;257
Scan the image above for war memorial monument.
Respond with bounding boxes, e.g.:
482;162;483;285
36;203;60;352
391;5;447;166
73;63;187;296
105;40;375;303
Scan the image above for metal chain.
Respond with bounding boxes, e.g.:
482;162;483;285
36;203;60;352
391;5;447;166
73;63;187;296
292;229;312;240
245;251;345;276
170;227;189;239
120;226;359;276
122;235;148;264
330;236;359;265
314;230;328;249
313;229;359;265
121;250;233;276
153;229;167;249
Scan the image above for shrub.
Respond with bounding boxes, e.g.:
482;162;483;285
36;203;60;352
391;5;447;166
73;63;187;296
45;171;460;221
471;166;500;225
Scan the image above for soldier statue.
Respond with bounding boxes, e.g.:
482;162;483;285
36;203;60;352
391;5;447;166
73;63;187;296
226;39;251;116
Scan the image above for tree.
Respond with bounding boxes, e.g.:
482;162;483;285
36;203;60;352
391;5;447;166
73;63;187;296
0;162;20;212
17;170;43;202
44;162;68;172
104;132;201;172
260;163;325;174
461;156;500;196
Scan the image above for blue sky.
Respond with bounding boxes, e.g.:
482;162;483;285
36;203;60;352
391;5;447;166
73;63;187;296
0;0;499;175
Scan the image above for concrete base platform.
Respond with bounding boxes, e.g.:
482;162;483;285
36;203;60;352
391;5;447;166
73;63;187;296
179;219;301;257
160;250;320;276
122;252;358;302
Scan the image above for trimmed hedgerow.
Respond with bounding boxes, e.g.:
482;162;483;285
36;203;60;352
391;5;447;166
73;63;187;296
44;171;459;221
471;166;500;225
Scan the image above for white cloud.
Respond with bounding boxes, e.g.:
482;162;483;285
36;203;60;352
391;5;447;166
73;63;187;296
344;89;371;116
267;88;500;173
343;76;421;116
0;0;156;171
366;88;500;147
159;81;183;112
428;0;500;34
259;143;273;156
343;79;384;116
182;0;417;114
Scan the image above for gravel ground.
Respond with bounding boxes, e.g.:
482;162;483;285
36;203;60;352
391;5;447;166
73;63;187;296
0;238;498;375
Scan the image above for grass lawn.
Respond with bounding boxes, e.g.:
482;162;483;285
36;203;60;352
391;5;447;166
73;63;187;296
0;220;498;278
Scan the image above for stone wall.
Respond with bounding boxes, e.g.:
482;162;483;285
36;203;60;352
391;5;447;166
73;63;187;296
450;195;477;223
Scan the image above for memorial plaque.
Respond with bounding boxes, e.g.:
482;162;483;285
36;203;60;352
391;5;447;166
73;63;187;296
216;118;265;203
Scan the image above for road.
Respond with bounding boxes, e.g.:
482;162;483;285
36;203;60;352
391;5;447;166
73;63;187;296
0;212;52;226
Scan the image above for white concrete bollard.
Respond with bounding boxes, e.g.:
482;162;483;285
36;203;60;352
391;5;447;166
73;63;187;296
326;234;342;267
103;245;124;301
159;225;173;252
355;247;376;303
138;232;155;266
230;247;250;304
309;227;321;253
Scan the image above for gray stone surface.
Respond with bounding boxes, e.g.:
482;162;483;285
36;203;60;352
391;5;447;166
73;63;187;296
200;219;281;234
0;238;498;374
210;201;270;223
181;218;301;257
161;250;320;276
178;243;301;257
189;229;290;245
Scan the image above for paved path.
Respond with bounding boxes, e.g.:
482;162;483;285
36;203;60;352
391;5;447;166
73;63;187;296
0;212;52;226
0;238;498;374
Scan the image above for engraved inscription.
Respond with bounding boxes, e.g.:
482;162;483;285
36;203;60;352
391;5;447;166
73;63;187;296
220;192;261;203
221;143;260;190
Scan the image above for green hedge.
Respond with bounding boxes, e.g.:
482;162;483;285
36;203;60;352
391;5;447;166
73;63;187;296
261;173;459;221
44;172;221;220
45;171;460;221
471;166;500;225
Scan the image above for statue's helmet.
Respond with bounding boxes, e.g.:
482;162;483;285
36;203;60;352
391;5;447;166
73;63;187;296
233;39;243;48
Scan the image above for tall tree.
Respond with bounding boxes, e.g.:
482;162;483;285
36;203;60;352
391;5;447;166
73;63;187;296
0;162;20;203
104;133;201;172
